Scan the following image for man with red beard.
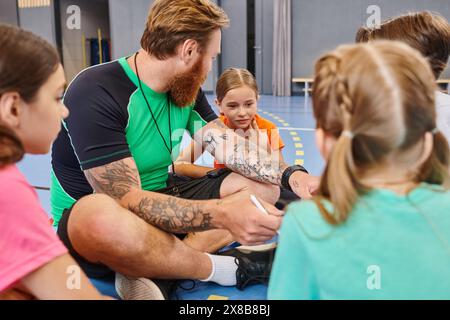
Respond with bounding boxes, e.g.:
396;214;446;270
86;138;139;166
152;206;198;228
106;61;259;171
50;0;319;299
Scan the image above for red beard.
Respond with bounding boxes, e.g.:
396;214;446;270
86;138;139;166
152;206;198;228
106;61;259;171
168;57;208;107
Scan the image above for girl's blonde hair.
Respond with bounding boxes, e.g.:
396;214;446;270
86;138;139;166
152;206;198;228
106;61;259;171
312;41;450;225
216;68;259;103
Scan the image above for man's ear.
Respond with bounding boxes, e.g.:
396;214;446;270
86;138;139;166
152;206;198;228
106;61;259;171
179;39;200;65
0;92;22;128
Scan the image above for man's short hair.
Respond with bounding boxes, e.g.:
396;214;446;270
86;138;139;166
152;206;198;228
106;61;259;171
141;0;229;60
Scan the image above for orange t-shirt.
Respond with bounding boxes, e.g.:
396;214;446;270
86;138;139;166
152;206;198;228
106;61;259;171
214;114;285;169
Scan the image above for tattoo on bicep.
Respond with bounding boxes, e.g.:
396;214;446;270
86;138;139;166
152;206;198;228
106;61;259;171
203;131;229;154
128;197;213;233
85;161;140;200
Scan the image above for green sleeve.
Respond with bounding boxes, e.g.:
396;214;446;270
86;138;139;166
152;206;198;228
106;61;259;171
187;109;209;136
187;90;218;136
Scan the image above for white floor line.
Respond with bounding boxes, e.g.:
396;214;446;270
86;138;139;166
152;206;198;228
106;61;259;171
278;127;315;131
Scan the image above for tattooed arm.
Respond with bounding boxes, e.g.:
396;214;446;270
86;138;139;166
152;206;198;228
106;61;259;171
84;157;218;233
193;119;289;185
174;140;213;178
193;119;320;198
83;157;282;244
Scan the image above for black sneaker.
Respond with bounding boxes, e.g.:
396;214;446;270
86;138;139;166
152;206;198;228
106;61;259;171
219;243;277;290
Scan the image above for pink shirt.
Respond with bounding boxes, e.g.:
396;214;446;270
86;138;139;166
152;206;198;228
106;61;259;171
0;165;67;292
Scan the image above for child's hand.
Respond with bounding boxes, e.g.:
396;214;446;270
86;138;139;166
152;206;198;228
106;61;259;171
250;119;259;130
247;119;263;143
289;171;321;199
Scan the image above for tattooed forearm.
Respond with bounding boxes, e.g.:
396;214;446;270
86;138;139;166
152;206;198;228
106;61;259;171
85;159;140;200
128;196;214;233
225;138;289;185
85;158;217;233
199;120;288;185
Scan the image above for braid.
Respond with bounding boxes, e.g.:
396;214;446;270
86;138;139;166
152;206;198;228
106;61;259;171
313;52;359;224
314;54;354;133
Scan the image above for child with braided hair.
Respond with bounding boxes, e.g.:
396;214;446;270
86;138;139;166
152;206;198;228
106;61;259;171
268;41;450;300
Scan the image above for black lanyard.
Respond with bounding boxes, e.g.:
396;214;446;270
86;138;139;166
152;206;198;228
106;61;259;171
134;52;179;196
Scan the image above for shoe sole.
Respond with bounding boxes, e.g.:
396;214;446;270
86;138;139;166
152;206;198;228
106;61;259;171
115;274;165;300
234;242;277;254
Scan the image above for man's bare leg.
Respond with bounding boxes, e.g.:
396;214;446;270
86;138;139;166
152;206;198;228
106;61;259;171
182;173;280;253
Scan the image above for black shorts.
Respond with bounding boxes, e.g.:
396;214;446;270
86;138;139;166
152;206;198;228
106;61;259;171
57;169;233;279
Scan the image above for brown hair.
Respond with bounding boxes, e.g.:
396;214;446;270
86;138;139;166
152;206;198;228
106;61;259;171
312;41;450;225
356;11;450;79
141;0;229;60
0;24;60;168
216;68;259;103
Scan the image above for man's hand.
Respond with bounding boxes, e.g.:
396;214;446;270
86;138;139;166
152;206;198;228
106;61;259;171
215;188;284;246
289;171;320;199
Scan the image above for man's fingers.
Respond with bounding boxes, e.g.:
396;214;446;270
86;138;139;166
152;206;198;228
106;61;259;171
256;213;282;232
258;198;284;217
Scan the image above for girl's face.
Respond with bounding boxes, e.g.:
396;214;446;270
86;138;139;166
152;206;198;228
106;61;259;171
14;64;68;154
217;86;258;130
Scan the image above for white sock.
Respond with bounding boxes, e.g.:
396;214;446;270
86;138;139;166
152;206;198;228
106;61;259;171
200;253;238;286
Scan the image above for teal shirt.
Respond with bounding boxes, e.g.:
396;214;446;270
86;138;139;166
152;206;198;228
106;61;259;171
268;183;450;300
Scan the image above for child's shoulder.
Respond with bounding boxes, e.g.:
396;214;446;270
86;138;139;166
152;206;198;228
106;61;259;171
0;165;32;199
0;165;26;185
415;183;450;207
254;114;278;129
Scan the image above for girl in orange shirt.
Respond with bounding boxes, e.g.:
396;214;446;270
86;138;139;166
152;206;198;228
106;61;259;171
175;68;285;177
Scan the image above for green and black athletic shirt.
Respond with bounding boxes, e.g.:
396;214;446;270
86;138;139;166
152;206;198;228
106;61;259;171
51;57;217;226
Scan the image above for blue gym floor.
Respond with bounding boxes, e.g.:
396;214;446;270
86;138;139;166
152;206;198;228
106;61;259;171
17;95;325;300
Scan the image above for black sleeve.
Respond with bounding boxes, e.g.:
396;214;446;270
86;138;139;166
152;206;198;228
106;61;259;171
187;89;218;135
63;67;132;170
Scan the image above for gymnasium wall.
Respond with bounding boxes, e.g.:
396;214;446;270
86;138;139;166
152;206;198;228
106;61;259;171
293;0;450;89
0;0;19;26
59;0;111;81
108;0;152;61
17;2;56;46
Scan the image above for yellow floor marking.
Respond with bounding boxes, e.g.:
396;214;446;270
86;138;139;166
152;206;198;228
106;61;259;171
208;295;230;300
